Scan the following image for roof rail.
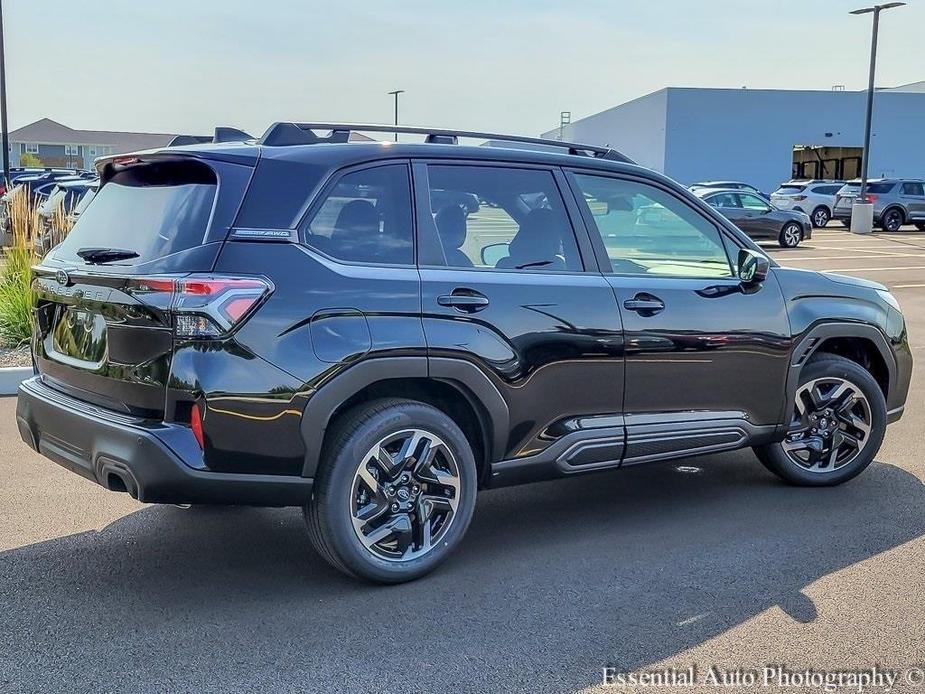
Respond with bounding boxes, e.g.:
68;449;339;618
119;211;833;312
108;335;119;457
259;122;634;163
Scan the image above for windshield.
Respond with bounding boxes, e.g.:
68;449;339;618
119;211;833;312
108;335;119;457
54;162;216;265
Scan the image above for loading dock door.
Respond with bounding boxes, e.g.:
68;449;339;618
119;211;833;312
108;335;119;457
793;145;862;180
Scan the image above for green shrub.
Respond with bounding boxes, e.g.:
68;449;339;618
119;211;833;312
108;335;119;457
0;188;39;347
0;241;35;347
19;152;43;167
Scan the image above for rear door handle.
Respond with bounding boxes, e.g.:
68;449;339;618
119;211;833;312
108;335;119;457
623;294;665;315
438;290;490;312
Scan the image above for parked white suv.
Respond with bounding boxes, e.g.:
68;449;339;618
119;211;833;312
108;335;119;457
770;181;843;228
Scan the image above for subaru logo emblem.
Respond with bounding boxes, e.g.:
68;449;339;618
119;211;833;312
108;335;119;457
55;269;71;286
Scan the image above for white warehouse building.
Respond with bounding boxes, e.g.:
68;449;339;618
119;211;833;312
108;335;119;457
541;82;925;193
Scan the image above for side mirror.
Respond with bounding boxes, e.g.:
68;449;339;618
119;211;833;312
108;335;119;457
737;248;770;285
481;242;510;267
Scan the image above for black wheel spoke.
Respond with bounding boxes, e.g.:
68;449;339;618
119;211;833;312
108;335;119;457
350;428;461;562
784;376;872;474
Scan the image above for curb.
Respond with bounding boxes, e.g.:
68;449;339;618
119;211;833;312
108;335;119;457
0;367;32;396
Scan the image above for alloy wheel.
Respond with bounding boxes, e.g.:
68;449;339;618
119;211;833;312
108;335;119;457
783;224;802;247
349;429;461;562
884;210;902;232
781;377;872;473
812;208;829;227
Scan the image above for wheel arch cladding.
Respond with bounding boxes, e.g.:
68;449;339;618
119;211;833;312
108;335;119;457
299;357;509;482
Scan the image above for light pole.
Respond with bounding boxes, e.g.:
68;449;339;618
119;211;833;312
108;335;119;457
849;2;905;234
387;90;404;142
0;0;10;188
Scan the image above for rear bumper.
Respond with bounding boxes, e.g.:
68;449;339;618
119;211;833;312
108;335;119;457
16;376;312;506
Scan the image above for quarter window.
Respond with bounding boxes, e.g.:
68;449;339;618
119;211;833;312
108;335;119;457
572;174;733;278
304;164;413;265
424;165;582;271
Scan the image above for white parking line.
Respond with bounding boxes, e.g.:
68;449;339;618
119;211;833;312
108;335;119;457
892;283;925;288
790;254;925;261
820;265;925;272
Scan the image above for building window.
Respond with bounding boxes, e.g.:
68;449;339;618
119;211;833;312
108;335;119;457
24;143;39;154
64;145;80;156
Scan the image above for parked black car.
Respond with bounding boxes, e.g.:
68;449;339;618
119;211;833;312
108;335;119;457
17;124;912;583
696;188;813;247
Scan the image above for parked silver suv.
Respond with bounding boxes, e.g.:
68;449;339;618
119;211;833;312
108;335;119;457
833;179;925;231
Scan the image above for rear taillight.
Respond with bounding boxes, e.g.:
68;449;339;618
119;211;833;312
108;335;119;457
127;274;272;338
793;195;807;201
865;194;879;204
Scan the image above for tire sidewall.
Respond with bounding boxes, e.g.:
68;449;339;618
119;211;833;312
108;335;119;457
761;356;886;486
314;402;478;583
882;208;903;232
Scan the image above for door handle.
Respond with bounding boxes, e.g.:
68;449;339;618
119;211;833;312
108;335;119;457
623;294;665;315
438;290;490;313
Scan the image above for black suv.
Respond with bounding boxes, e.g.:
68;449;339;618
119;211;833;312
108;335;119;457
16;123;912;583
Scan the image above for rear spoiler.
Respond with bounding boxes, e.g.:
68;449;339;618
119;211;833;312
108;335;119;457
95;127;258;175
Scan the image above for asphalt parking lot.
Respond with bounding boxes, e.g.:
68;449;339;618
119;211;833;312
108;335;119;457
1;226;924;694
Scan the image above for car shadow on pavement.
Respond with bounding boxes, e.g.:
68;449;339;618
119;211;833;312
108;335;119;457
1;451;924;693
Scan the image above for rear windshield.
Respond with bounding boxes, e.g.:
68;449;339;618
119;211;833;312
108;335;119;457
54;161;216;265
840;182;895;194
774;186;805;194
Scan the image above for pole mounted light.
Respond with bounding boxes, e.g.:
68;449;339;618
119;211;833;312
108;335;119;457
849;1;904;229
387;90;404;142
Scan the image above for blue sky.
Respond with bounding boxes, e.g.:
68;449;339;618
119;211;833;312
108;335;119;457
8;0;923;137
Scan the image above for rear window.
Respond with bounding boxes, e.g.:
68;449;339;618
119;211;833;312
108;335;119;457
54;161;216;265
774;185;805;194
840;182;894;195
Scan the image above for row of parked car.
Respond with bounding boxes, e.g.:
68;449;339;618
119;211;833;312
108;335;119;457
688;177;925;248
0;167;99;250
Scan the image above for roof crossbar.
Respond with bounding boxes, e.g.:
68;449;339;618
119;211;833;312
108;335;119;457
259;122;633;163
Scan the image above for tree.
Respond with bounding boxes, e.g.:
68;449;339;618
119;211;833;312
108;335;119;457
19;152;42;167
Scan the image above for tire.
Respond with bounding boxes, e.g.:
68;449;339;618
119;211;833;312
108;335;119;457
754;354;886;487
778;222;803;248
879;207;904;232
810;206;830;228
305;398;478;583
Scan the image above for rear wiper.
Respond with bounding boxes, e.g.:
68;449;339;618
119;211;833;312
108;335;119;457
76;247;139;264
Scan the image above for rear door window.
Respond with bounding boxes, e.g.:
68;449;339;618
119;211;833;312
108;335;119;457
902;182;924;196
54;160;216;265
304;164;414;265
423;165;582;271
739;194;770;210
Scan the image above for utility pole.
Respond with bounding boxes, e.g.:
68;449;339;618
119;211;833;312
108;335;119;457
388;90;404;142
849;2;905;233
0;0;11;187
